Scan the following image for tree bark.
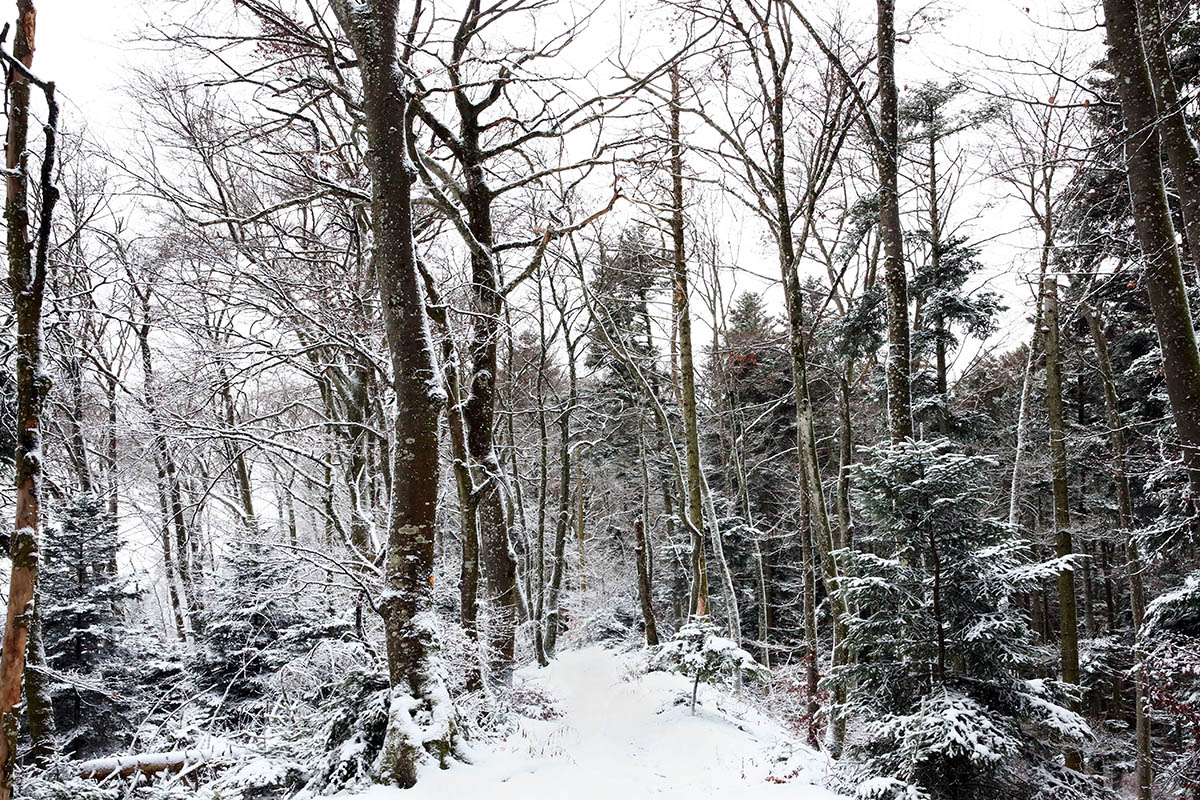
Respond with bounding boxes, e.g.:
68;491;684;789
24;600;55;766
670;68;708;619
1008;254;1049;528
1043;274;1081;771
0;3;58;794
543;346;576;658
137;312;199;636
330;0;457;786
636;419;659;646
1103;0;1200;504
877;0;914;443
1137;0;1200;282
1083;303;1151;798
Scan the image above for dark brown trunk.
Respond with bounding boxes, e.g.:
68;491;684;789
543;354;575;658
1044;275;1081;771
331;0;457;785
1137;0;1200;282
1104;0;1200;504
670;68;708;619
1084;304;1151;797
877;0;914;443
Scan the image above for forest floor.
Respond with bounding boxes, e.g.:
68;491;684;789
346;646;845;799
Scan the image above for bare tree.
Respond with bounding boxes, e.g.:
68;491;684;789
329;0;458;786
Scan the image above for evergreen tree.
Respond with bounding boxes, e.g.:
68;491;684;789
196;531;350;722
40;493;136;755
835;439;1092;799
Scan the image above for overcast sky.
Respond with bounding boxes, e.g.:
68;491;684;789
31;0;1107;364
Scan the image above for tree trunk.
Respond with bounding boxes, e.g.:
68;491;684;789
636;419;659;646
633;519;659;647
533;281;550;666
877;0;914;443
1103;0;1200;504
926;129;951;437
25;600;55;766
543;356;576;658
1043;274;1081;771
138;317;200;636
1084;303;1151;798
1008;249;1050;527
0;3;58;794
670;68;708;619
330;0;457;786
1137;0;1200;282
836;363;854;549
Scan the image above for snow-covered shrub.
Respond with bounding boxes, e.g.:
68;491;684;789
769;659;825;742
509;679;563;721
1140;572;1200;797
562;590;639;649
649;619;768;713
302;666;390;794
194;532;352;725
41;492;173;757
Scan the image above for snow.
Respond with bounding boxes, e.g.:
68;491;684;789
339;646;845;800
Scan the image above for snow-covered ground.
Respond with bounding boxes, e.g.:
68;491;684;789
347;646;845;800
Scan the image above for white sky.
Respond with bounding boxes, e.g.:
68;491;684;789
32;0;1107;365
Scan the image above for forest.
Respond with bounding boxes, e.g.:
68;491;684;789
0;0;1195;798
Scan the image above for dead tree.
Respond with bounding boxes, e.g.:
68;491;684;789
0;1;60;795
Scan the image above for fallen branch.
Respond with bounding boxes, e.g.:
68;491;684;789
77;745;245;780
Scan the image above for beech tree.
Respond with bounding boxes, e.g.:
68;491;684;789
328;0;458;786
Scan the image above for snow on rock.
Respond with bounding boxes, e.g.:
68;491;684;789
338;646;844;800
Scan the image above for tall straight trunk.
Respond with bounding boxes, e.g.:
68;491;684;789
137;318;202;634
218;369;256;530
636;419;659;646
926;132;951;437
64;350;92;493
533;280;550;666
1104;0;1200;503
331;0;457;786
784;214;848;754
105;374;119;521
798;493;820;750
0;3;58;794
740;8;851;747
153;458;187;639
1043;274;1081;771
1009;247;1050;527
343;356;373;556
444;345;479;643
836;363;854;549
1137;0;1200;281
701;470;742;644
1084;304;1151;798
877;0;914;443
576;473;586;591
670;68;708;618
543;359;576;658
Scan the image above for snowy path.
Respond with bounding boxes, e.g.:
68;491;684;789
350;647;844;800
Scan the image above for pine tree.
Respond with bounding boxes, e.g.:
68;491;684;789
40;493;133;755
835;439;1092;799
